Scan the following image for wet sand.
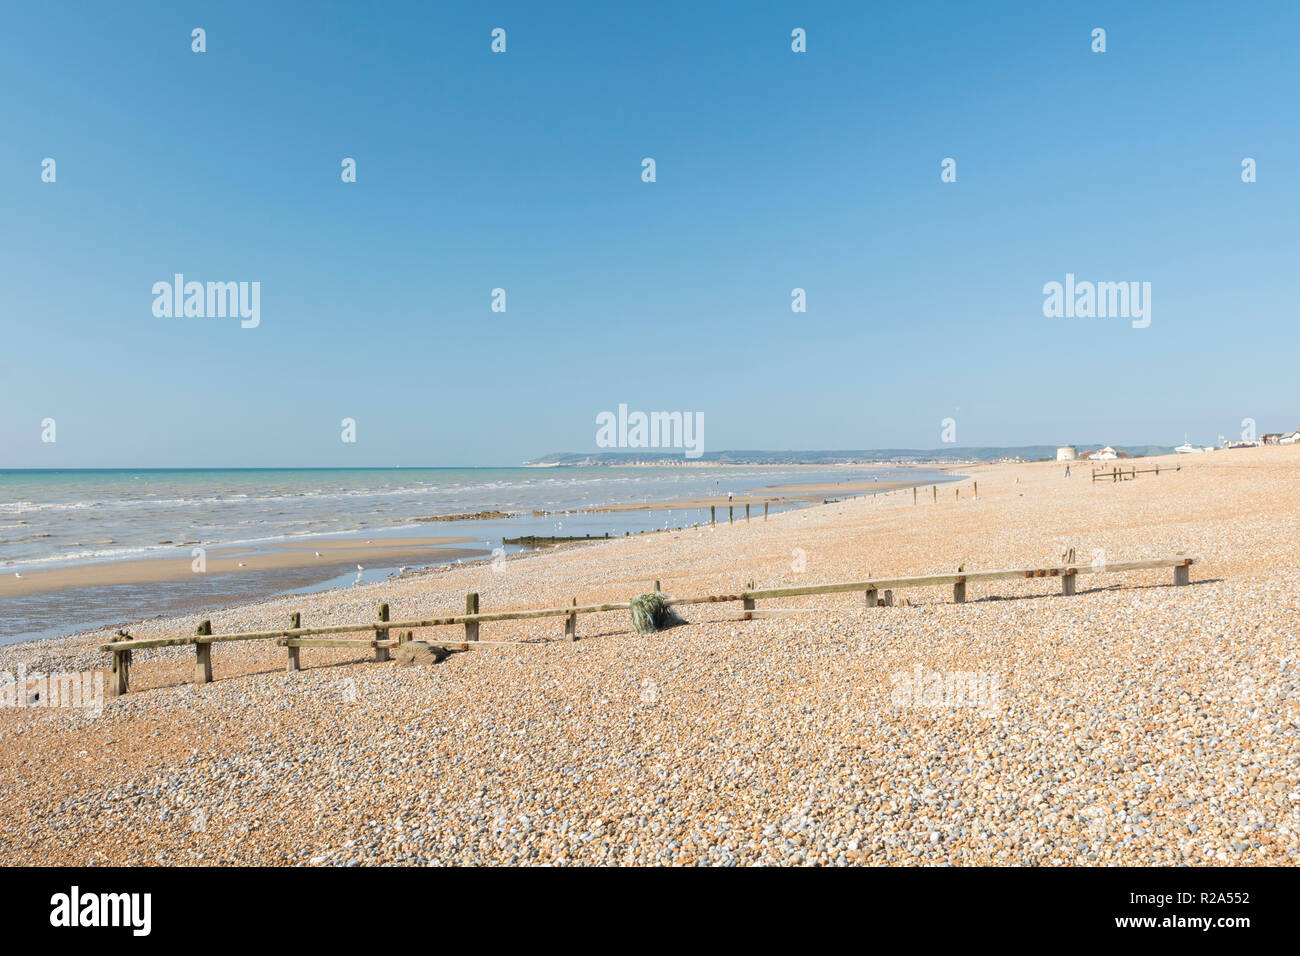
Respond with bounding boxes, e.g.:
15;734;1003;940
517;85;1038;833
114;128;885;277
0;536;478;599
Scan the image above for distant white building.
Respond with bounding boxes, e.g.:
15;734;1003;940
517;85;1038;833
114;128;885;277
1056;445;1077;461
1279;430;1300;445
1084;446;1120;461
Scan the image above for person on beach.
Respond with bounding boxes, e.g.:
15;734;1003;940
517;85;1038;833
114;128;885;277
1065;464;1071;478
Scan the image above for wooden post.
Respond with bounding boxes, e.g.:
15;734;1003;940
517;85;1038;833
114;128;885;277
764;501;769;521
745;503;750;522
729;506;733;524
711;506;716;525
864;587;878;608
742;580;755;620
974;481;978;497
913;487;917;505
953;577;967;604
286;612;301;671
375;603;391;661
109;637;130;697
933;486;937;502
1062;570;1076;596
653;579;661;592
465;593;480;641
1174;563;1190;586
882;589;894;607
195;619;213;684
564;597;577;640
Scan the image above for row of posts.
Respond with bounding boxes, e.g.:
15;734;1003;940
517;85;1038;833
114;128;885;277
709;502;768;525
132;481;976;693
913;481;976;504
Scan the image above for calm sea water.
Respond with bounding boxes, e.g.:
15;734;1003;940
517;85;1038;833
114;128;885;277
0;466;949;643
0;466;947;570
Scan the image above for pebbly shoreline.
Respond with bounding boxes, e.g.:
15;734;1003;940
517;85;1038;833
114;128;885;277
1;448;1297;865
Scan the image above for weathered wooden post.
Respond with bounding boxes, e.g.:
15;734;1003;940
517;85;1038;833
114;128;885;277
286;612;301;672
465;592;480;641
764;501;769;521
564;597;577;640
864;586;878;608
109;634;131;697
745;503;750;522
711;506;716;525
974;481;978;497
882;589;894;607
195;619;213;684
653;579;661;592
933;485;937;502
375;603;391;662
1174;561;1190;586
953;577;967;604
742;580;755;620
913;487;917;505
729;506;733;524
1062;569;1077;596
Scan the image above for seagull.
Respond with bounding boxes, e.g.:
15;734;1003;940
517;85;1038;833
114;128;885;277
314;551;322;558
237;562;247;568
14;572;21;579
356;564;364;572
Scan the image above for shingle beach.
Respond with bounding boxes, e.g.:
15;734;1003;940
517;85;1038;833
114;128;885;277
2;448;1297;866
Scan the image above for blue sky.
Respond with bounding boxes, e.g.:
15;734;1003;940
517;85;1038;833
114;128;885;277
2;1;1297;466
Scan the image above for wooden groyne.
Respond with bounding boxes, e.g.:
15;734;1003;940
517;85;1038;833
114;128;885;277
1092;463;1180;482
102;554;1198;696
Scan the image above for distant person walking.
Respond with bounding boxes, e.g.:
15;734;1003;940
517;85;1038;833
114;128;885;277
1065;464;1071;478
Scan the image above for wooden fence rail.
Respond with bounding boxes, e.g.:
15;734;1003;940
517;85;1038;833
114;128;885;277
1092;463;1180;482
102;554;1197;696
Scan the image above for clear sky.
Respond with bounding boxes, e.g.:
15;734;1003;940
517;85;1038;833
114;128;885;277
3;1;1297;466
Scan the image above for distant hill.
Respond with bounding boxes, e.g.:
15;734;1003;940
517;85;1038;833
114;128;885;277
525;446;1176;465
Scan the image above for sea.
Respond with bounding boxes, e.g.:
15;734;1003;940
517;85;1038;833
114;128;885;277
0;465;950;644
